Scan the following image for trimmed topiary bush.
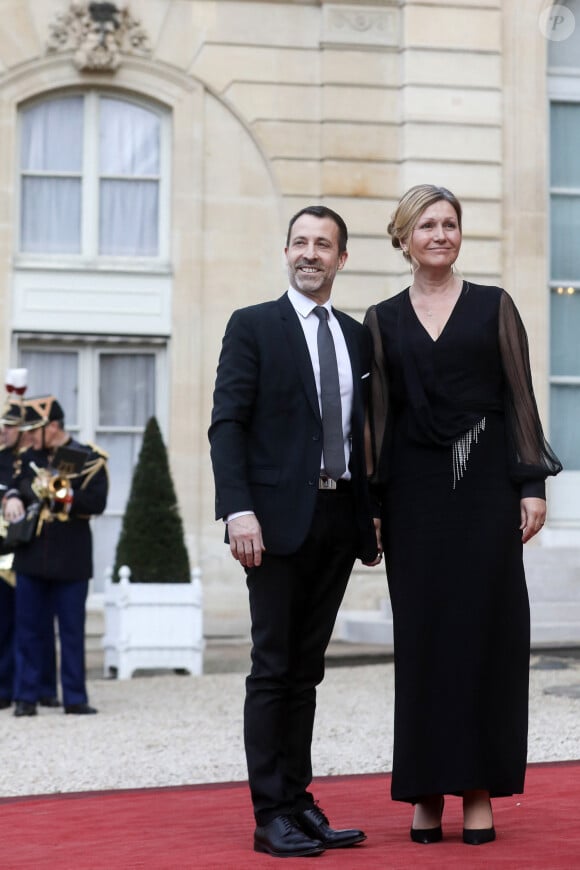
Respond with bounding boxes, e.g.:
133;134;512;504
113;416;190;583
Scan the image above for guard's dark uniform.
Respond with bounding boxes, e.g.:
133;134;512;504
0;418;58;707
12;437;108;707
0;444;17;705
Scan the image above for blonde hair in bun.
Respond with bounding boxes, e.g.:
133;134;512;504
388;185;462;261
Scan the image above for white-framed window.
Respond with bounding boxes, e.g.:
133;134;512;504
17;338;166;591
18;91;170;265
548;0;580;525
549;100;580;473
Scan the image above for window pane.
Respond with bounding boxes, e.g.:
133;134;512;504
550;103;580;187
99;180;159;256
20;177;81;253
550;194;580;280
551;291;580;375
99;354;155;427
20;97;83;172
19;350;79;427
100;98;160;175
550;385;580;469
548;1;580;70
95;432;143;513
92;514;123;588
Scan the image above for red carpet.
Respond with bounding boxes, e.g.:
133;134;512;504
1;762;578;869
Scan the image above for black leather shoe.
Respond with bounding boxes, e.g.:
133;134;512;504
14;701;37;717
64;703;98;715
295;804;366;849
254;814;325;857
39;697;61;708
410;824;443;844
463;826;496;845
0;698;12;710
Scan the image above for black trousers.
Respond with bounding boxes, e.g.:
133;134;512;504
244;488;358;825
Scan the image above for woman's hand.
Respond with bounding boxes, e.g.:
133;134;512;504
520;497;546;543
363;517;383;566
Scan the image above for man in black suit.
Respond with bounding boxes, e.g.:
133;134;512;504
209;205;381;858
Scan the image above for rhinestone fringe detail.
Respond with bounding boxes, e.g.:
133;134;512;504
452;417;486;489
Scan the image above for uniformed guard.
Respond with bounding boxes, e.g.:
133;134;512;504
4;395;109;716
0;373;59;710
0;371;26;709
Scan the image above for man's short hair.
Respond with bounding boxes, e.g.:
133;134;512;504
286;205;348;254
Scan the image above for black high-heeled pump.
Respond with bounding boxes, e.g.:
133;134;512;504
463;826;496;845
410;797;444;844
410;824;443;844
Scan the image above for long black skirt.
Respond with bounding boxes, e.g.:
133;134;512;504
382;412;530;803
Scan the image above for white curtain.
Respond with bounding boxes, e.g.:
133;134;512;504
20;97;83;253
19;94;161;257
21;97;83;172
99;98;160;256
99;353;155;426
98;353;156;513
21;177;82;254
99;179;159;256
19;350;79;428
100;98;160;175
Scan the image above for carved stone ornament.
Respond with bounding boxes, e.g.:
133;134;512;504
47;1;151;72
322;4;399;49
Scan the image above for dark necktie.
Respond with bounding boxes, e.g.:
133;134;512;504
313;306;346;481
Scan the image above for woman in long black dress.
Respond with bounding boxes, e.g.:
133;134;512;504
365;185;562;846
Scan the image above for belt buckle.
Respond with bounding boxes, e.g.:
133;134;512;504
318;476;337;490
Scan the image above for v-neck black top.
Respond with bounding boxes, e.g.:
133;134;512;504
365;282;561;496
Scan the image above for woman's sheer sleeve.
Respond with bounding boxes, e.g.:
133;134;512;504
363;305;390;485
498;290;562;496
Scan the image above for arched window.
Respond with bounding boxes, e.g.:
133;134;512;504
19;92;167;260
14;90;171;588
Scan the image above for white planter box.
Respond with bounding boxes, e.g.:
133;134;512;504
102;565;204;679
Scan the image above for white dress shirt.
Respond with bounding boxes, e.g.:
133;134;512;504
287;286;353;479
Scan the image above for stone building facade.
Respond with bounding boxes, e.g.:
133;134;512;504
0;0;577;635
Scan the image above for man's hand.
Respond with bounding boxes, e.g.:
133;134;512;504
3;496;25;523
228;514;265;568
362;517;383;567
520;497;546;544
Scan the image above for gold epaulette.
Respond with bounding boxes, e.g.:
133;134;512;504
86;442;109;460
78;444;109;490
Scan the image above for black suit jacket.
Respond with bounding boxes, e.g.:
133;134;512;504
209;292;377;562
